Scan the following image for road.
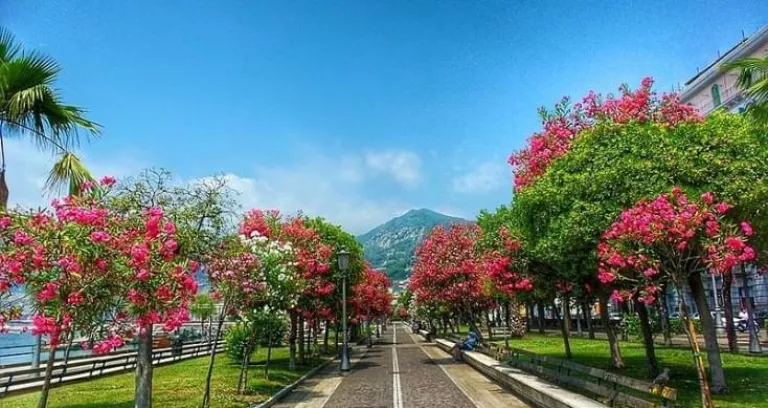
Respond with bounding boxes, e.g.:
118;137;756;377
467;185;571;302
274;322;530;408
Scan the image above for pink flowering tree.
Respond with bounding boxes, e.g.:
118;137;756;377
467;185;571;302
0;179;124;408
0;177;197;408
351;265;393;345
201;233;266;406
598;188;756;408
409;224;491;339
114;207;197;408
278;216;333;369
478;227;532;345
508;78;701;191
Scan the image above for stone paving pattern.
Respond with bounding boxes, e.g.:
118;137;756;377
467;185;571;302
275;322;530;408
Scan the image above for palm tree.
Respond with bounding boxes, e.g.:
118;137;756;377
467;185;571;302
0;27;100;209
722;56;768;122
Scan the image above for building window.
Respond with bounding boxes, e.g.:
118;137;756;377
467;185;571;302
711;84;722;107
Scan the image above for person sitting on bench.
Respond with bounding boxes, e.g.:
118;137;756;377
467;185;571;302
451;331;480;361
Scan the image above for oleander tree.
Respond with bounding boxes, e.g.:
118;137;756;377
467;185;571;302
236;209;300;380
110;190;198;408
507;78;768;385
0;178;122;408
598;189;757;408
409;224;491;339
351;265;393;332
201;231;270;407
0;177;198;408
277;215;333;369
476;220;533;343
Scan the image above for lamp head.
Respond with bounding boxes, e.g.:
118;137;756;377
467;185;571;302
338;247;350;271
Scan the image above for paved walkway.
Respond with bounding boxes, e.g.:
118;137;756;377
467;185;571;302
274;322;530;408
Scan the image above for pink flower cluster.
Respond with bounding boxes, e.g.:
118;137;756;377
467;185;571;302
509;78;702;191
92;334;124;354
0;176;198;351
598;188;757;305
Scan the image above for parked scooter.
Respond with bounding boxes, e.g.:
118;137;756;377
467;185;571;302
721;314;761;334
736;317;760;334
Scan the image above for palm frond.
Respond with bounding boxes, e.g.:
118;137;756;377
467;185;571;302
0;27;21;63
1;52;99;150
746;102;768;124
44;152;94;196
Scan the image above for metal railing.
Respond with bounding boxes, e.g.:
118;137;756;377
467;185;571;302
0;339;224;397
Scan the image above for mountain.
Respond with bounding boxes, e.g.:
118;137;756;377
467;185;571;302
357;209;469;286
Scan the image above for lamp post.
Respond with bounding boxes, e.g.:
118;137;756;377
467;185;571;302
711;273;724;335
338;248;351;371
739;264;762;354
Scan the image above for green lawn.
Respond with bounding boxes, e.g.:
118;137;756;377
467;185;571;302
482;332;768;408
2;347;330;408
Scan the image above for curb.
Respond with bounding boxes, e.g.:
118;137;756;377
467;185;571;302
250;356;336;408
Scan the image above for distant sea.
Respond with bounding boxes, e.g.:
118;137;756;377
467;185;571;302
0;332;40;365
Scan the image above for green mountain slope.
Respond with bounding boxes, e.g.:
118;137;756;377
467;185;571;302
357;209;469;286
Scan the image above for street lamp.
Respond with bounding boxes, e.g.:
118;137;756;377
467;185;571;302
338;248;351;371
711;273;724;335
739;264;762;354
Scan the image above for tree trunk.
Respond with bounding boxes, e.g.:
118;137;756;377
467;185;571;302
36;345;57;408
552;300;561;323
504;302;512;348
536;303;545;334
599;293;624;368
676;285;714;408
722;272;738;352
620;302;630;341
298;314;305;365
237;341;251;394
289;311;297;371
582;300;595;339
264;317;273;380
136;326;154;408
323;319;330;354
485;310;494;341
61;332;75;376
659;284;673;346
576;302;583;338
688;273;728;394
334;321;340;353
201;316;226;408
525;303;532;333
560;294;572;359
634;298;660;378
208;316;213;348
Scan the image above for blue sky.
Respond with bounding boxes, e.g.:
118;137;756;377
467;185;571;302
2;1;765;233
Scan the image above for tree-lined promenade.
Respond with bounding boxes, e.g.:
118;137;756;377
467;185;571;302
0;27;393;408
3;19;768;408
403;77;768;408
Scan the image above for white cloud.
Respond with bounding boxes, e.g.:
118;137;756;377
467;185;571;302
364;150;421;187
452;162;506;194
216;153;411;234
3;139;142;209
3;141;439;235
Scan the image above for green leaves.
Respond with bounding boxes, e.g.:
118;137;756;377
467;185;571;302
509;113;768;286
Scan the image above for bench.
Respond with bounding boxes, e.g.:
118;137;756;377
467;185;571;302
506;348;677;408
434;339;607;408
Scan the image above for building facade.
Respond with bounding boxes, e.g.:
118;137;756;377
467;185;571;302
681;25;768;116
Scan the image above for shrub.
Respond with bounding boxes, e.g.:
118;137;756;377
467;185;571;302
669;317;701;335
225;324;253;362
